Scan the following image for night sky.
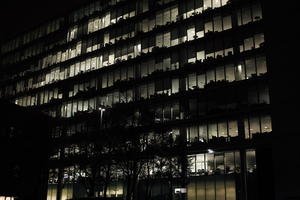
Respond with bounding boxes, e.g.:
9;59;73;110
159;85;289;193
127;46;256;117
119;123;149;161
0;0;87;43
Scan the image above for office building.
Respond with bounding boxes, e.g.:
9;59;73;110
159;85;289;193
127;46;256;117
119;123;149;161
1;0;298;200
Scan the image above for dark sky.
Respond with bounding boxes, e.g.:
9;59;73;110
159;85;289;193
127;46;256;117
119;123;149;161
0;0;87;43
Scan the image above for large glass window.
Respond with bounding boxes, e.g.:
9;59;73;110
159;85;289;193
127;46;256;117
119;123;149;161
261;115;272;133
256;56;267;75
188;73;197;89
204;0;212;10
235;63;245;81
216;66;225;81
197;74;206;88
213;16;222;32
208;123;218;139
189;151;240;175
254;33;264;48
218;121;227;137
244;37;254;51
252;3;262;21
246;150;256;173
245;58;256;79
205;21;213;33
259;85;270;104
228;120;238;137
156;11;163;26
187;25;196;41
212;0;221;8
242;7;252;25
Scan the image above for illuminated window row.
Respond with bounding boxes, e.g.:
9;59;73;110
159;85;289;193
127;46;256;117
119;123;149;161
12;51;267;109
7;30;264;99
0;197;15;200
40;80;269;119
186;113;271;143
186;55;267;90
13;59;268;111
189;151;241;175
2;6;263;102
187;121;238;143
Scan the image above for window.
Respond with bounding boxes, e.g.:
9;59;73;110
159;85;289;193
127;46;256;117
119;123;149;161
250;116;260;134
188;125;199;142
163;8;171;25
246;150;256;173
187;25;196;41
259;85;270;104
109;49;115;65
228;120;238;137
197;51;205;61
216;66;225;81
196;21;204;38
223;15;232;30
245;58;256;79
256;56;267;75
68;26;78;41
188;73;197;89
235;63;245;81
104;32;110;45
244;37;254;51
163;32;171;47
134;43;141;56
261;115;272;133
188;150;240;176
171;6;178;22
148;82;155;97
108;72;114;87
244;115;272;138
199;125;208;142
242;7;252;25
172;102;180;120
156;11;163;26
206;70;215;84
171;27;179;46
212;0;221;8
104;12;111;27
172;78;179;94
156;33;163;48
213;16;222;32
208;123;217;139
163;56;171;71
188;46;196;63
88;19;94;33
204;0;212;10
254;33;264;48
218;121;227;137
76;41;82;56
237;3;262;26
248;87;258;105
222;0;229;6
197;74;205;88
252;3;262;21
204;21;213;33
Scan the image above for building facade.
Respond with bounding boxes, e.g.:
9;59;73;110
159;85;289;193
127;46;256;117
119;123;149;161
0;0;279;200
